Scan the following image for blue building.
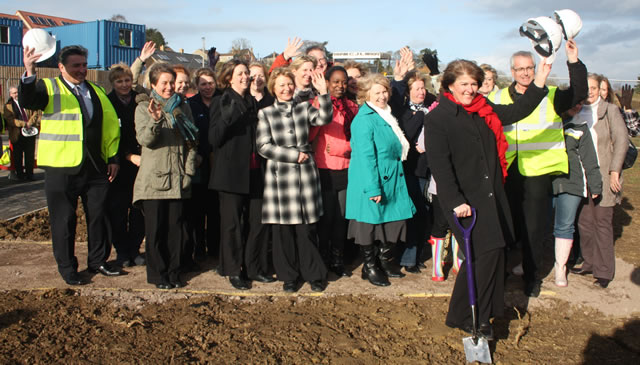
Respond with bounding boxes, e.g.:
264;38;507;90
45;20;145;69
0;15;24;66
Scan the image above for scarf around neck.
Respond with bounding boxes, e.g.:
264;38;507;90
443;91;508;183
367;102;410;161
151;90;199;143
409;101;430;114
332;96;356;140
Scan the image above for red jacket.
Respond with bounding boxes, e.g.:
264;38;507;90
309;97;358;170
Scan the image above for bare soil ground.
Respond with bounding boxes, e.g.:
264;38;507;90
1;149;639;363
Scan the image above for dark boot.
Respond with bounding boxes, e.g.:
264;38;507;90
378;242;405;278
360;244;390;287
329;246;351;277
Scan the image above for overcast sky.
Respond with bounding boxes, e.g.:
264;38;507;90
5;0;639;84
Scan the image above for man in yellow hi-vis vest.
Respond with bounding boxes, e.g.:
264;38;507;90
20;45;124;285
488;40;587;297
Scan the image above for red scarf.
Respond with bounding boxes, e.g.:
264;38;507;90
331;96;356;140
443;92;509;183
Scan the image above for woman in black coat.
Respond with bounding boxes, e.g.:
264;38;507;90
106;63;145;268
390;71;437;273
425;59;550;339
209;60;274;290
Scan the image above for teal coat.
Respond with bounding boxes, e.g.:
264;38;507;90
345;103;416;224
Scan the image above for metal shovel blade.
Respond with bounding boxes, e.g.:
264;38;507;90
462;335;492;364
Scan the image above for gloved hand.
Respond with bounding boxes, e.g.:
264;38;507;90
422;53;440;76
616;84;634;110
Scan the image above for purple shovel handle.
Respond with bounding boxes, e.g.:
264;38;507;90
452;208;477;306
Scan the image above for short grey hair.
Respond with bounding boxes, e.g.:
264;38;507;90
510;51;536;69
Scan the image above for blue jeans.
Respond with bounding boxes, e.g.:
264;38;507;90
553;193;583;239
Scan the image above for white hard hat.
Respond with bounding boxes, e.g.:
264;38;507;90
520;16;564;64
21;126;39;137
22;29;57;63
554;9;582;40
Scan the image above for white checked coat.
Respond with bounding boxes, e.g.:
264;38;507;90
256;94;333;224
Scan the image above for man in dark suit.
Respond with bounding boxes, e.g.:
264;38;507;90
3;86;40;181
20;45;124;285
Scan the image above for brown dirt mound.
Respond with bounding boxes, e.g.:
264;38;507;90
0;207;87;242
0;290;638;364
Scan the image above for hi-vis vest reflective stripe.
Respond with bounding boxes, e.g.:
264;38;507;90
489;86;568;176
38;78;120;168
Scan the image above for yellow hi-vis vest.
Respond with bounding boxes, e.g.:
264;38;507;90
489;86;568;176
38;78;120;168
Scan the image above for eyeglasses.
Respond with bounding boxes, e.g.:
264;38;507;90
513;66;535;74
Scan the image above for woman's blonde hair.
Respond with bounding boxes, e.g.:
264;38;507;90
108;63;133;84
249;61;270;88
343;60;368;77
267;67;295;96
405;71;428;96
356;73;391;105
290;55;317;71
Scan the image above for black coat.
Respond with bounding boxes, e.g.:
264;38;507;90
188;93;214;185
107;90;140;190
389;79;437;178
208;88;262;195
425;85;547;255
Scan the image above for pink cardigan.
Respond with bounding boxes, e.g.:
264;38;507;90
309;97;358;170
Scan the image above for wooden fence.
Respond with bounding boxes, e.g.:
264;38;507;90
0;66;111;103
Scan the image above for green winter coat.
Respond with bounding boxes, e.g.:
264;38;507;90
345;102;415;224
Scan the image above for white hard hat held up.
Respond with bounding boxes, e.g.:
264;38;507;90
554;9;582;40
22;29;57;63
519;16;564;64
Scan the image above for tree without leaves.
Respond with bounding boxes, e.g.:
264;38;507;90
110;14;128;23
146;28;167;47
231;38;252;53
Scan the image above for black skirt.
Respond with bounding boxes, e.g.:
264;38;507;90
347;219;407;245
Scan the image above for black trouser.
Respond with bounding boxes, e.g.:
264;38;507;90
430;195;450;238
45;164;110;280
217;191;269;278
505;163;552;283
107;185;145;262
317;188;347;264
445;248;505;328
272;224;327;282
184;184;220;260
12;135;36;178
142;199;184;285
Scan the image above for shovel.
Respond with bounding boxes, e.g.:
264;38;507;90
452;208;492;364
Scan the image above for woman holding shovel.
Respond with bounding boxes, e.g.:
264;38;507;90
425;59;551;339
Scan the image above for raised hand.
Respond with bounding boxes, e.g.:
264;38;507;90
533;57;553;88
616;84;634;110
23;46;42;77
422;53;440;76
148;99;163;121
283;37;304;60
311;70;328;95
393;46;414;81
565;39;579;63
139;41;156;62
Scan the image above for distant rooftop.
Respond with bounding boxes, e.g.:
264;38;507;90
15;10;83;30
